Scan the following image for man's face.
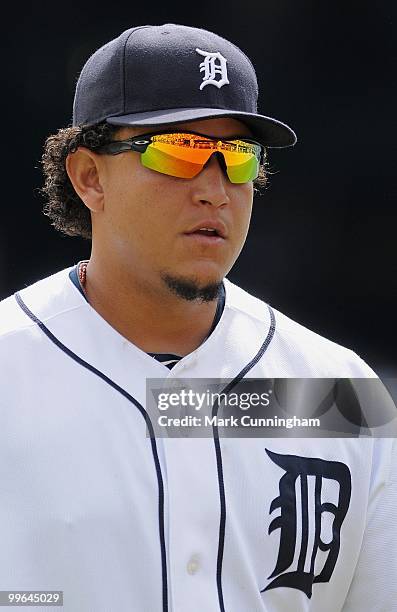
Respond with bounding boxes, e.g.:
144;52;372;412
93;118;255;300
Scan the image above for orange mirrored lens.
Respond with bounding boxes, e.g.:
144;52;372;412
140;133;261;183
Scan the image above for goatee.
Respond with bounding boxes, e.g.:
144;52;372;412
161;273;222;303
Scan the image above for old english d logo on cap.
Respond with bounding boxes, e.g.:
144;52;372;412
196;48;230;90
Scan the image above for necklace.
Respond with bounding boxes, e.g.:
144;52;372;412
78;261;88;291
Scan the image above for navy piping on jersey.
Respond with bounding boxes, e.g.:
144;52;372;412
69;262;226;370
14;287;275;612
14;291;169;612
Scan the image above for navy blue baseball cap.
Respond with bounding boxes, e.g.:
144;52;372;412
73;24;296;148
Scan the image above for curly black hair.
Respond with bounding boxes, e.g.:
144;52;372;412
41;121;268;240
41;122;119;240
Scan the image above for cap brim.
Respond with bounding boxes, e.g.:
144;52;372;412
106;107;296;148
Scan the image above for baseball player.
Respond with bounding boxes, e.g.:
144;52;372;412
0;24;396;612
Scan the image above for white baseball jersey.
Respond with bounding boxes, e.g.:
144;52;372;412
0;265;395;612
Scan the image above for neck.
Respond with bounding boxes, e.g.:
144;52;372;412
81;256;221;357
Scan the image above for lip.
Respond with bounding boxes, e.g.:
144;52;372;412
182;233;225;247
184;219;227;239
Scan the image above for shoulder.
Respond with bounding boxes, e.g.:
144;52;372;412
223;278;376;377
0;266;81;341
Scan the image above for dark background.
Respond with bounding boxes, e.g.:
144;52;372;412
2;1;395;375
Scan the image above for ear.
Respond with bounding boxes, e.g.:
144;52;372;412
66;147;104;213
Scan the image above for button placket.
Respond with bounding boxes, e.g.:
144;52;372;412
163;437;220;611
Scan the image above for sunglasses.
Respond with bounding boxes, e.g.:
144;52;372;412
96;130;265;184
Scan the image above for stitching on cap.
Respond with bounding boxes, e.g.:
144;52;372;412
73;48;98;125
122;26;153;115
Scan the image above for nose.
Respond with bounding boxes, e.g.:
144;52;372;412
191;153;231;208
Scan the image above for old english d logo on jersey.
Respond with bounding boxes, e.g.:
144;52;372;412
196;48;230;90
262;450;351;599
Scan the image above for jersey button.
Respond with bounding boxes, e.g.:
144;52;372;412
186;554;200;575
